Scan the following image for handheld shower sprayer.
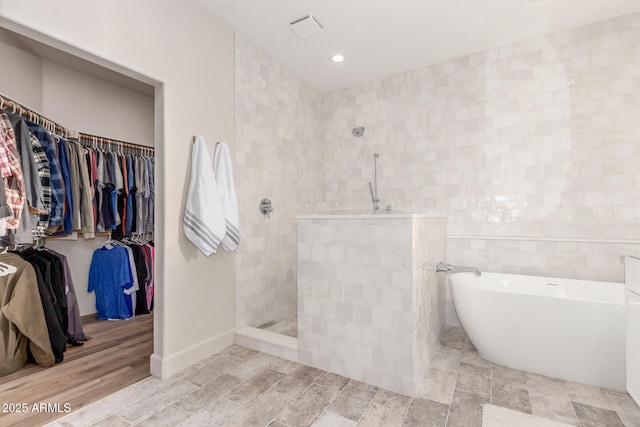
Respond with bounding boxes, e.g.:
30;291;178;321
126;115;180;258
369;153;380;211
368;182;377;204
351;126;383;212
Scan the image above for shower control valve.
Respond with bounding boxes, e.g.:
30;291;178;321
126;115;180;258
259;198;274;218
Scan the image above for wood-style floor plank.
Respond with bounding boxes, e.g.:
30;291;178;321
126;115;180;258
0;313;153;427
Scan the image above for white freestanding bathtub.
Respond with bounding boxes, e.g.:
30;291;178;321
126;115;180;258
450;272;626;391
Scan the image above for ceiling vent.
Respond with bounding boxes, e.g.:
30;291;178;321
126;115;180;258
289;15;324;39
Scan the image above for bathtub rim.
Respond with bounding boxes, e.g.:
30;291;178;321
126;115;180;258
449;271;624;306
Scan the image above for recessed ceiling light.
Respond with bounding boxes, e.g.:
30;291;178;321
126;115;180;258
331;54;345;63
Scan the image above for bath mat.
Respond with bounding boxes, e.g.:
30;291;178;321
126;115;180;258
482;404;574;427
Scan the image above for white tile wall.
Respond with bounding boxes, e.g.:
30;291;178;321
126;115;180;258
235;12;639;346
412;218;447;381
234;34;324;328
320;13;640;284
297;215;446;396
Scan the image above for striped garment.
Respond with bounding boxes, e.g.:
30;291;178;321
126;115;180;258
26;120;64;228
29;131;51;237
184;136;226;255
0;113;25;230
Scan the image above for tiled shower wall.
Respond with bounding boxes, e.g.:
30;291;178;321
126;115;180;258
234;34;324;327
321;13;640;290
412;218;447;382
235;12;640;329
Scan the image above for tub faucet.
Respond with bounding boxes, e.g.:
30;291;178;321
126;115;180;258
435;262;481;277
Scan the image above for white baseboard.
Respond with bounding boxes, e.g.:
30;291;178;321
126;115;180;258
630;389;640;408
150;327;235;378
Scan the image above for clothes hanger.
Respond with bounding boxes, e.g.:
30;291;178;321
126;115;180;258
33;238;45;251
0;246;16;275
102;231;115;249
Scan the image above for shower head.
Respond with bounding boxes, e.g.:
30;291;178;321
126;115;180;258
352;126;365;137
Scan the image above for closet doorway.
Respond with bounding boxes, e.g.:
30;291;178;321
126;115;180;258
0;26;161;426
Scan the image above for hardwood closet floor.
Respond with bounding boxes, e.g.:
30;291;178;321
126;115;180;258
0;313;153;427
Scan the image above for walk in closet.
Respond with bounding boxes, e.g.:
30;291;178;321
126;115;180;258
0;27;156;426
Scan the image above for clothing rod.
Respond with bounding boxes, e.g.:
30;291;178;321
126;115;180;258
78;133;154;152
0;93;154;153
0;94;68;138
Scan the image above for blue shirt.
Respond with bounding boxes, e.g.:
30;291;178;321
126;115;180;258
54;139;73;235
125;155;134;235
88;245;134;320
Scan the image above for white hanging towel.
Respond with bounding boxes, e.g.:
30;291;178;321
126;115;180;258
214;142;241;252
184;136;226;256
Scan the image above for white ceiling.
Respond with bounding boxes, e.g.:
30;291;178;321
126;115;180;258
200;0;640;92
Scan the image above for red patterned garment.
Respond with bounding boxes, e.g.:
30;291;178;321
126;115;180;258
0;113;25;229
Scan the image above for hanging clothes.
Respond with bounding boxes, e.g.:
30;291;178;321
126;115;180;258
76;144;95;239
45;248;90;341
25;119;64;231
0;253;55;375
0;96;154;376
0;113;26;233
66;142;82;231
128;243;149;315
0;122;15;236
135;156;146;236
6;113;47;245
25;125;50;239
54;138;73;235
124;155;134;235
143;242;155;311
88;244;134;321
18;251;67;364
145;157;154;233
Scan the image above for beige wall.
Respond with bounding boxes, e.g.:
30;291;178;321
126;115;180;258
0;29;41;108
0;0;236;377
41;60;154;146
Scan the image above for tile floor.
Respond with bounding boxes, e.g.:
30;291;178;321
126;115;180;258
47;327;640;427
257;312;298;338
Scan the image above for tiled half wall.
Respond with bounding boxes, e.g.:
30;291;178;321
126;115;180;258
297;215;446;396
